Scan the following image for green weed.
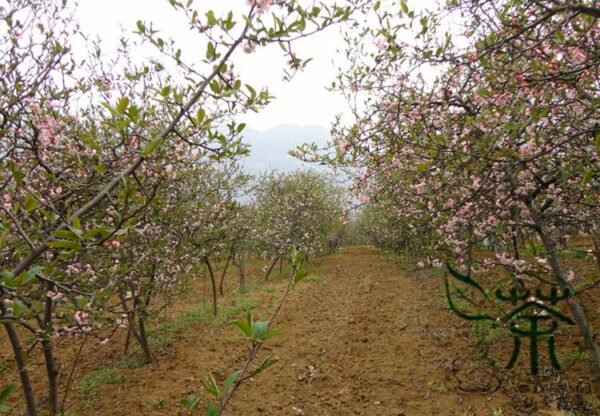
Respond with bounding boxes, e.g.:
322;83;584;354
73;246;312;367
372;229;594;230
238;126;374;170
557;347;591;365
76;368;124;402
304;274;324;282
144;396;166;411
223;297;258;319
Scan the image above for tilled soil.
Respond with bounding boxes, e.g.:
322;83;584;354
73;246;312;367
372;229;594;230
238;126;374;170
3;247;599;415
228;247;511;416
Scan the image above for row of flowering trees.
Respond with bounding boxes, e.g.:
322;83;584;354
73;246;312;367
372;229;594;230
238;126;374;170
299;0;600;377
252;170;348;279
0;0;360;414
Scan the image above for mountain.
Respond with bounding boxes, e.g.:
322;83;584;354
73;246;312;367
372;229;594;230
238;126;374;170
240;124;331;174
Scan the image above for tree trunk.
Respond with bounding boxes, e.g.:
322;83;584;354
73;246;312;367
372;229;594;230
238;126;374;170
531;210;600;379
1;302;37;416
219;252;233;296
205;259;218;316
511;230;526;293
40;338;58;416
593;235;600;272
39;287;58;416
124;323;133;354
136;313;152;364
264;256;280;281
131;294;152;364
235;254;246;294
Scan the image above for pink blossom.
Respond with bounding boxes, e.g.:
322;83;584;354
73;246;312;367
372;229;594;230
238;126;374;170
243;41;256;54
375;34;389;51
246;0;271;12
338;140;352;154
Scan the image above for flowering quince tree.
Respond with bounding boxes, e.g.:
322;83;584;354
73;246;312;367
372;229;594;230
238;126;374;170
0;0;367;413
295;0;600;377
251;170;348;279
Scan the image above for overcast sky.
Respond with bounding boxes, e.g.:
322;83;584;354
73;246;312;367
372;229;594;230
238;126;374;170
75;0;353;131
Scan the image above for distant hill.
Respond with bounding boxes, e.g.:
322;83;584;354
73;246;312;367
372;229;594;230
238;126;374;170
241;124;331;174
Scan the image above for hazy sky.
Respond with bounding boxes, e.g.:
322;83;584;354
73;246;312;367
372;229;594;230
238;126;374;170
76;0;352;131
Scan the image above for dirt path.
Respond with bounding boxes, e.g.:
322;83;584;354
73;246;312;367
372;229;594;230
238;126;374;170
226;247;598;416
11;247;597;415
227;247;502;416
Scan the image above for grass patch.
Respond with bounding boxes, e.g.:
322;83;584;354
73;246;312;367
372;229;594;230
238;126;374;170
173;303;215;326
557;347;591;365
144;396;166;412
472;320;504;346
148;330;175;350
76;368;124;402
223;297;258;319
235;280;260;295
304;274;324;282
112;353;148;370
148;296;258;349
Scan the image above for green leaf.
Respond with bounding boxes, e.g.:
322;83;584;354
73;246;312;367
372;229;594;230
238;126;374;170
75;295;88;309
160;86;171;97
51;229;78;240
0;271;15;287
0;404;12;414
0;228;9;250
136;20;145;33
263;326;283;341
72;216;82;231
202;374;220;400
251;320;269;341
233;310;252;338
23;195;39;212
94;164;107;175
251;355;278;377
222;370;241;393
13;300;30;318
197;108;206;124
245;84;256;97
209;80;221;94
293;269;308;287
291;247;305;268
82;226;112;240
141;138;164;157
116;97;129;114
206;10;217;26
180;395;200;410
400;0;409;13
206;41;216;61
22;266;43;286
0;383;16;403
206;403;220;416
47;239;81;250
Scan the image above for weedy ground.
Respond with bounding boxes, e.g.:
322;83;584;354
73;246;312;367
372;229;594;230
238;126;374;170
2;247;599;415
